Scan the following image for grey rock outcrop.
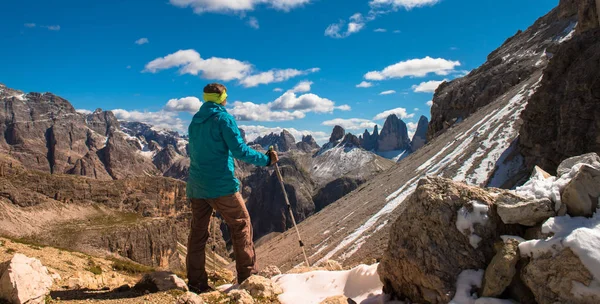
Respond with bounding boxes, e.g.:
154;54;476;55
410;115;429;152
561;165;600;217
519;23;600;173
481;239;520;297
377;115;411;152
428;0;579;140
378;177;521;303
153;145;183;172
121;121;185;155
239;275;283;299
0;254;53;304
557;153;600;177
521;248;597;304
496;198;556;226
313;177;363;212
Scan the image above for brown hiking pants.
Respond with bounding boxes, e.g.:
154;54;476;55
187;192;257;287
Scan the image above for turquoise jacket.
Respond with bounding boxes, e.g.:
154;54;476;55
186;102;270;199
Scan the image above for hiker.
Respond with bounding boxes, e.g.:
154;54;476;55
186;83;279;293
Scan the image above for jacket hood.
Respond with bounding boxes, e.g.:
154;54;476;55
192;102;227;124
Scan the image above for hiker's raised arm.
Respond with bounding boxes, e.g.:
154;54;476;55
220;115;270;167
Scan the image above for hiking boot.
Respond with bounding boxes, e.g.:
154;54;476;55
188;284;215;294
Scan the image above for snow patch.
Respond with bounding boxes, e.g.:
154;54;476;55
376;149;409;162
456;201;490;249
450;269;514;304
274;264;385;304
557;22;577;44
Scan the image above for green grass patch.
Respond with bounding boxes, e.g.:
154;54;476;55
86;259;103;275
110;258;155;275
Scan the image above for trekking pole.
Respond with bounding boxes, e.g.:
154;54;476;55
269;146;311;267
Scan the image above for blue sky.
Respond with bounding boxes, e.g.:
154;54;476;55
0;0;558;143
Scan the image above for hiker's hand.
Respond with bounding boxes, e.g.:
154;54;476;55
267;149;279;166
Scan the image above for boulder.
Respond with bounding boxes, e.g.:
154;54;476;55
496;197;556;226
134;271;188;293
258;265;281;278
378;177;520;303
561;165;600;217
228;289;255;304
481;239;520;297
0;254;53;304
239;275;283;299
522;248;597;304
557;153;600;177
320;295;357;304
177;291;205;304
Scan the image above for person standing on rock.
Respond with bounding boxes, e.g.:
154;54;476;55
186;83;279;293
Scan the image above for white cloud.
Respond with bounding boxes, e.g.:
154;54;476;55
126;65;132;69
43;25;61;31
369;0;441;10
373;107;415;120
229;90;348;122
247;17;259;29
291;81;312;93
379;90;396;95
240;68;318;88
229;101;306;121
273;88;283;92
164;97;202;113
365;57;461;80
144;49;316;87
322;118;378;131
413;108;419;111
240;125;329;144
412;79;447;93
135;38;149;45
406;121;418;138
271;91;349;113
426;100;433;107
374;28;387;32
76;109;93;115
112;109;186;133
24;23;36;28
325;13;365;38
393;30;401;33
169;0;312;14
356;81;373;88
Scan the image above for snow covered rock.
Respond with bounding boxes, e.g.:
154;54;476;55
378;177;521;303
481;239;520;297
557;153;600;177
227;289;254;304
134;271;188;292
561;165;600;217
177;291;205;304
518;210;600;304
239;275;282;300
0;254;53;304
496;197;556;226
258;265;281;278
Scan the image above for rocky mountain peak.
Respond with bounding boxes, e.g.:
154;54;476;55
377;114;411;152
296;135;320;152
411;116;429;152
329;125;345;143
250;130;297;152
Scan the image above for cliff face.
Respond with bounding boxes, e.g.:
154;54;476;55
0;86;159;180
519;6;600;173
426;2;579;140
410;116;429;152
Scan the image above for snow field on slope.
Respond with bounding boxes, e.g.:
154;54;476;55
312;145;373;180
